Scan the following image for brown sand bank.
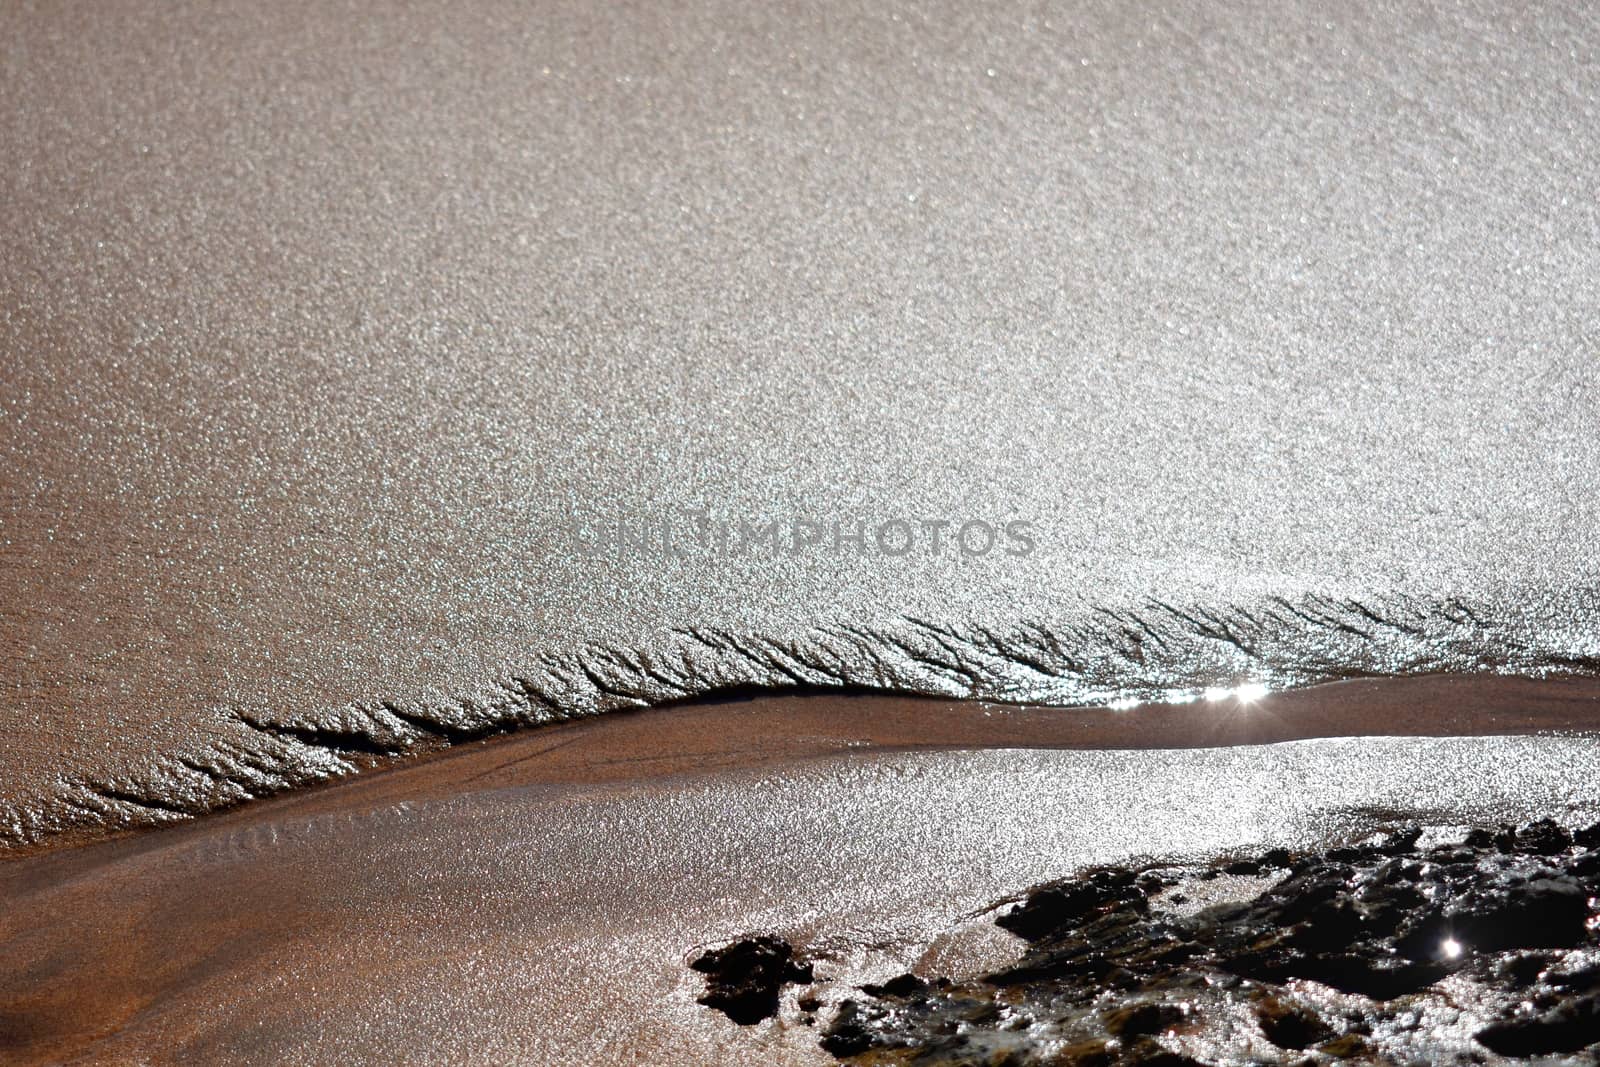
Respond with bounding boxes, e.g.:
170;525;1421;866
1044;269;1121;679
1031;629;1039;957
22;672;1600;856
2;677;1599;1063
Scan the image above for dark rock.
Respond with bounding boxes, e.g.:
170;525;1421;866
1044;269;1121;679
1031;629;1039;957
860;973;927;998
1102;1001;1184;1038
1049;1039;1114;1066
1449;875;1589;951
1121;1037;1206;1066
1390;909;1452;959
1317;1033;1371;1058
1259;848;1294;869
1260;867;1348;924
1136;870;1178;893
1572;849;1600;879
996;868;1144;941
1283;954;1447;1000
802;820;1600;1064
1376;825;1423;854
1549;959;1600;992
1255;995;1335;1049
1516;818;1573;855
1476;992;1600;1056
690;935;813;1025
1282;899;1364;953
820;1000;885;1058
1498;952;1555;988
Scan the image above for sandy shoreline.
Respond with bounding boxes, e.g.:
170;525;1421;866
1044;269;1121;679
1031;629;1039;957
6;1;1600;1061
7;0;1600;858
10;672;1600;859
3;676;1599;1064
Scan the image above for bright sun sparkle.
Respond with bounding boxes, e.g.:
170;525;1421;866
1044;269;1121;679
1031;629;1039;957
1202;683;1271;703
1441;938;1463;959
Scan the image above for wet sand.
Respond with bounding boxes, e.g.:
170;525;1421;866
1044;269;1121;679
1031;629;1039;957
5;1;1598;1060
168;673;1600;827
4;679;1599;1064
6;0;1600;846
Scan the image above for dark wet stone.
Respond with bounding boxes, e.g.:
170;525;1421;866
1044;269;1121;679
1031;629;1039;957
1050;1039;1114;1066
690;935;813;1025
1324;845;1368;863
1278;954;1447;1000
1476;992;1600;1056
860;973;927;998
1374;825;1423;855
1103;1001;1185;1038
1498;952;1556;988
1121;1038;1207;1066
1258;867;1348;925
1515;818;1573;855
798;818;1600;1063
1573;850;1600;879
996;868;1144;941
1549;959;1600;992
1281;899;1364;953
1255;996;1335;1050
1136;870;1179;893
1316;1033;1371;1058
1259;848;1294;869
1449;875;1589;951
819;1000;884;1058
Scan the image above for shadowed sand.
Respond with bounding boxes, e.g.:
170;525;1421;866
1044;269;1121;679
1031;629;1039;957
2;677;1599;1064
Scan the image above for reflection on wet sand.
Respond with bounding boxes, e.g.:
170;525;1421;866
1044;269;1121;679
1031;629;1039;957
2;679;1598;1064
